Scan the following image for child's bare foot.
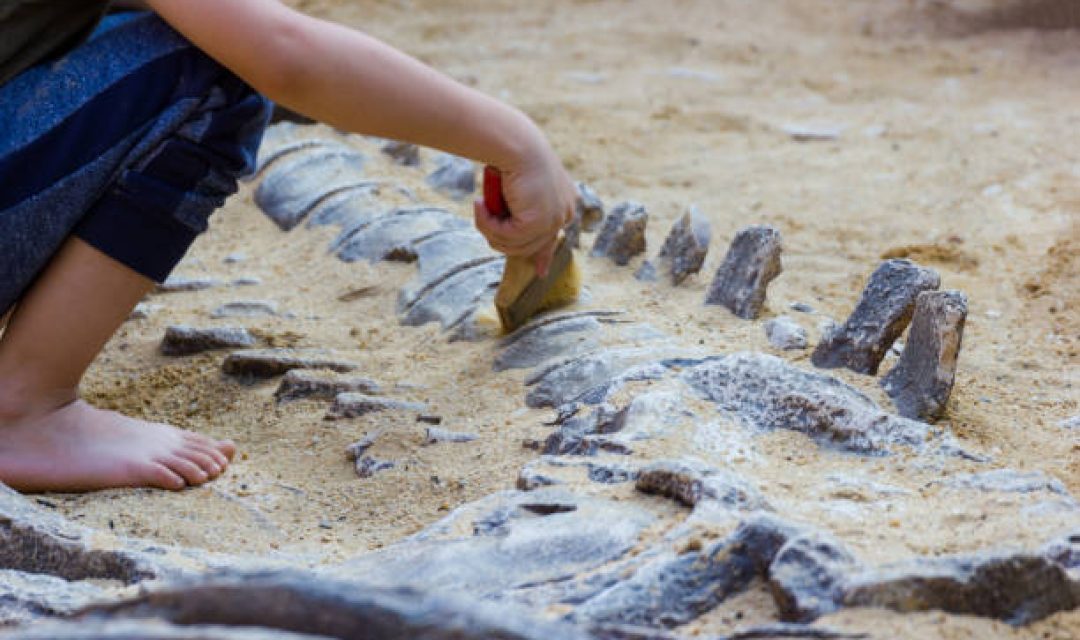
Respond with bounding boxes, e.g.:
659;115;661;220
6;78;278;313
0;400;235;492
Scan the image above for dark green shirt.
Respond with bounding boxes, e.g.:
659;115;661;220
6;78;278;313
0;0;111;86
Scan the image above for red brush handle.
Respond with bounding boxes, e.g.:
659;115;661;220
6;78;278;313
483;165;512;220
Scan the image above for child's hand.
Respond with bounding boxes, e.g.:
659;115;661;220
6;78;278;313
473;133;575;277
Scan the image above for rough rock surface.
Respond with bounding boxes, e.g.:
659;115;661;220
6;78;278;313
0;484;168;584
75;570;592;640
156;276;220;293
705;225;783;320
764;316;809;351
254;146;366;231
811;259;940;375
398;257;503;329
354;457;395;479
768;532;858;622
160;326;256;356
525;346;694;409
426;154;475;199
326;393;426;419
682;352;928;453
424;427;478;444
652;206;711;285
571;515;803;628
222;350;358;378
210;300;278;318
881;290;968;421
305;184;381;228
591;201;648;266
935;469;1072;497
381;140;420;167
0;570;104;625
336;207;469;263
0;621;331;640
330;489;654;603
274;369;381;402
494;314;606;372
635;459;767;509
841;552;1080;625
567;182;605;248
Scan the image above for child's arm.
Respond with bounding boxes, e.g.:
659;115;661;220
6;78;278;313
145;0;574;273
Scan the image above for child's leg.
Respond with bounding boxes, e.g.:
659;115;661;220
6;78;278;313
0;13;269;492
0;238;234;492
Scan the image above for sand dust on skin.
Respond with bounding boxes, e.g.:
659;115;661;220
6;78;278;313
42;1;1079;637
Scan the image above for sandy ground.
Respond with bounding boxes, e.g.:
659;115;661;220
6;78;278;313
39;0;1079;637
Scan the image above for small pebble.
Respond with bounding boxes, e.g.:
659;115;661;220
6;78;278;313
223;253;247;264
211;300;278;318
157;276;221;293
355;456;394;479
764;316;808;351
424;427;478;445
790;302;814;314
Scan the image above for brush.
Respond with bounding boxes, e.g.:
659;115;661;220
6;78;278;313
484;166;581;333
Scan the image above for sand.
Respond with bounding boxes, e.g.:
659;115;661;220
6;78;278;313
44;0;1079;637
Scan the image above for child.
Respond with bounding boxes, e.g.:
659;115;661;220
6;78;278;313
0;0;576;492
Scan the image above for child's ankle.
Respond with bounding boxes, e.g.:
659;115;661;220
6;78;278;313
0;379;76;423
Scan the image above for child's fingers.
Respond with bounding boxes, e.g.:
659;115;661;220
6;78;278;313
532;237;558;278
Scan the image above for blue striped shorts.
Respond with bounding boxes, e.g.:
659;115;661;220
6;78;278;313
0;12;271;313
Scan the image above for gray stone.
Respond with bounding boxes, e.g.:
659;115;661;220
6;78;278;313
223;252;246;264
275;369;380;402
331;489;653;601
811;259;940;375
222;349;358;378
494;315;604;372
210;300;278;318
336;207;469;263
344;432;382;461
841;552;1080;625
354;456;395;479
729;625;869;639
0;570;103;626
411;230;497;281
426;154;475;199
1042;532;1080;570
591;201;648;266
305;184;382;228
326;393;426;419
525;346;692;409
791;302;815;313
768;532;858;622
128;303;161;320
575;182;605;232
654;207;711;285
157;276;221;293
229;276;262;287
571;515;805;628
76;570;592;640
765;316;809;351
160;326;256;356
934;469;1071;497
0;484;167;584
881;290;968;421
632;260;658;282
254;146;366;231
252;133;335;176
518;457;639;491
590;624;680;640
566;182;605;248
424;428;478;444
635;459;766;510
381;140;420;167
398;257;503;329
682;352;928;453
0;620;332;640
705;225;783;320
